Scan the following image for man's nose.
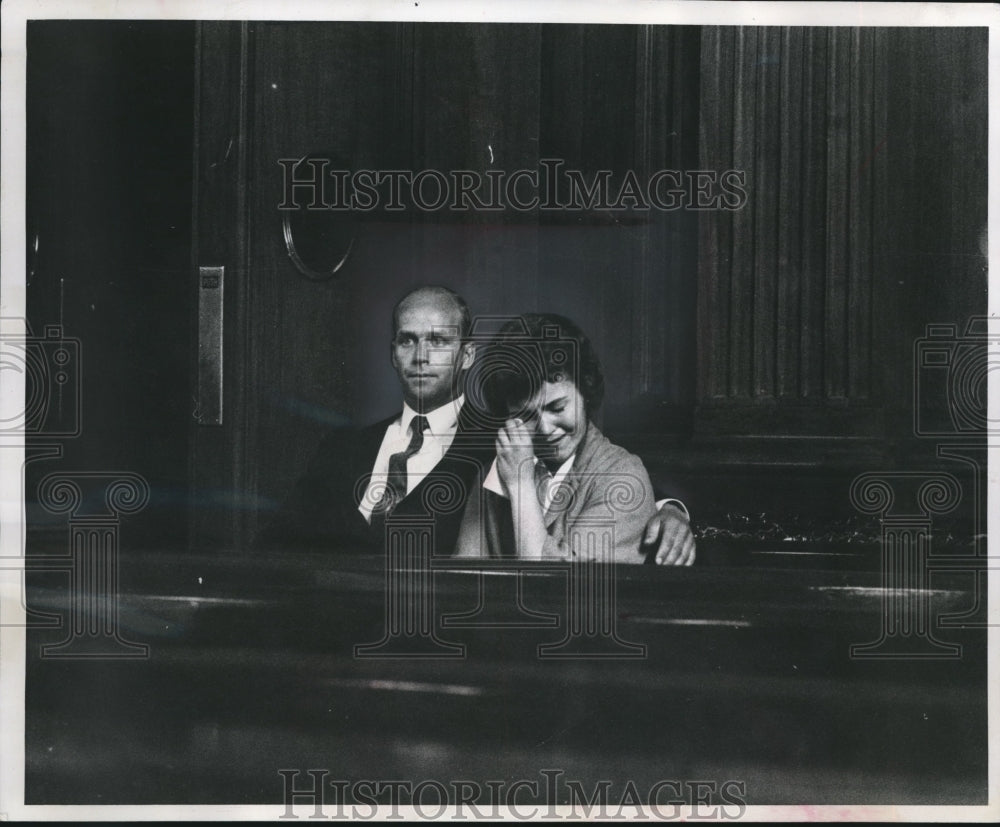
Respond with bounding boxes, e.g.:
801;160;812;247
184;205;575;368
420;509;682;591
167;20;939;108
537;414;555;436
413;338;430;362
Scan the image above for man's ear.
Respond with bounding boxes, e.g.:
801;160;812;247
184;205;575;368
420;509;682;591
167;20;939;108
459;341;476;370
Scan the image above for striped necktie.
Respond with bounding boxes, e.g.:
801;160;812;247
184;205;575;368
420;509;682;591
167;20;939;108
371;414;429;523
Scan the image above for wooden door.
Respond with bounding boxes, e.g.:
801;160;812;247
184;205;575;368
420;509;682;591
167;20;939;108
189;21;702;550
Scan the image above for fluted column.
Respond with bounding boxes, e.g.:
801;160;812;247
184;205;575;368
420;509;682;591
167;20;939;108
849;472;962;659
36;472;149;658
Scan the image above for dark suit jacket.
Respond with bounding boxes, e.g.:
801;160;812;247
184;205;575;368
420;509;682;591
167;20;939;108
256;406;495;556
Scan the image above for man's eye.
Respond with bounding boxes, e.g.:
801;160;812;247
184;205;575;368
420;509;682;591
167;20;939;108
395;336;416;347
430;336;448;347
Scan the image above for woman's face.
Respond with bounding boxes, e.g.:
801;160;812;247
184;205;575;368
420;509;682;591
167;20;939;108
510;378;587;468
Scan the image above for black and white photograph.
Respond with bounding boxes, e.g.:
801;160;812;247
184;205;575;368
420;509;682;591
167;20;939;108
0;0;995;820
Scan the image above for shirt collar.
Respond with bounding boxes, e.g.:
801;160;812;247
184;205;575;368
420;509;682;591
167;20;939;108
483;451;577;498
548;453;576;486
400;395;464;436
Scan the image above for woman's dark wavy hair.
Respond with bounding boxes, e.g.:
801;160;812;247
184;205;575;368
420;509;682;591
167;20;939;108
483;313;605;419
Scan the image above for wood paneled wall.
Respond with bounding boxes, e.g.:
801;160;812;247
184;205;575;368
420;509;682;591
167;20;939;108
24;22;988;552
192;22;702;545
190;23;987;547
698;27;881;434
696;27;987;440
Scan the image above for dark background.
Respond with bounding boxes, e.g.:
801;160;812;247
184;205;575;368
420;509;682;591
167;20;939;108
18;19;990;810
26;21;195;545
25;21;988;555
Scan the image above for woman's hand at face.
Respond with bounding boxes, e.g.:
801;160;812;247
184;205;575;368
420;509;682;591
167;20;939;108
495;418;536;494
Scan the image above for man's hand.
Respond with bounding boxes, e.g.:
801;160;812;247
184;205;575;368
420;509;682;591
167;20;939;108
495;418;535;496
642;502;696;566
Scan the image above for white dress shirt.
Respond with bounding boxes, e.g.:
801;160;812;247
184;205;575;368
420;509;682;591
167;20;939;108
358;396;465;524
483;454;575;515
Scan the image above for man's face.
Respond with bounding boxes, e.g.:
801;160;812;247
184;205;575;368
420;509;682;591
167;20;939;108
391;295;474;412
511;378;587;468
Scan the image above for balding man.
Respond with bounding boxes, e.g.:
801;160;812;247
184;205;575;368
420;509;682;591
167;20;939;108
258;285;487;555
259;285;695;565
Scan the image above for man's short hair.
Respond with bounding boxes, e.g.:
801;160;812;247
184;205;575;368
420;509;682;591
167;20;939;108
391;285;472;340
483;312;605;417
